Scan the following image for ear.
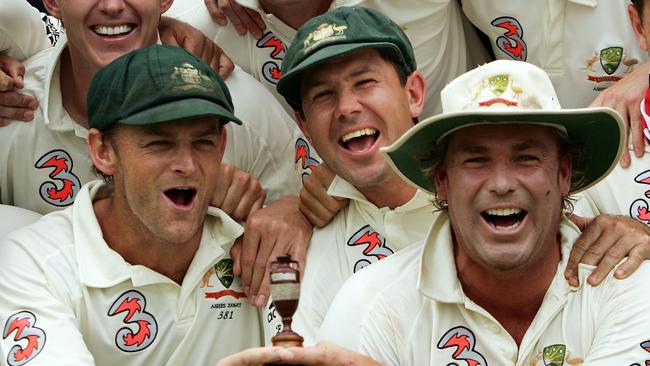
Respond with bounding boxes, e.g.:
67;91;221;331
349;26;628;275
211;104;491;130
160;0;174;14
629;3;648;51
294;110;313;145
405;70;426;119
558;153;572;197
87;128;118;177
43;0;62;20
218;125;227;161
433;164;449;202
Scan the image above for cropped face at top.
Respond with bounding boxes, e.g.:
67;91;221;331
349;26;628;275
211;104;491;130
296;48;423;190
45;0;173;71
435;124;571;271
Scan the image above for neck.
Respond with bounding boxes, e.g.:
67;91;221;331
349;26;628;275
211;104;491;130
358;174;417;209
93;196;201;285
59;47;95;129
454;236;561;346
260;0;332;29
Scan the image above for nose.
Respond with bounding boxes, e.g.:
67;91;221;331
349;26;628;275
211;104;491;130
98;0;126;15
334;88;362;121
486;163;517;196
169;145;198;176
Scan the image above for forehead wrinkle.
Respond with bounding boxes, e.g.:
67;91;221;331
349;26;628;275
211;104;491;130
135;120;221;138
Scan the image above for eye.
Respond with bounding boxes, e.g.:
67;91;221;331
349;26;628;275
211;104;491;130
311;89;333;102
516;154;540;162
464;157;488;165
145;140;171;148
355;78;375;87
194;139;217;147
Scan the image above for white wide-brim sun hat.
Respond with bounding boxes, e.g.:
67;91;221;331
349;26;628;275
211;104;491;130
381;59;625;196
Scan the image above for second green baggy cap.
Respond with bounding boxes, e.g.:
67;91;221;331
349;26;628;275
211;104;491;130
277;6;416;109
88;45;242;131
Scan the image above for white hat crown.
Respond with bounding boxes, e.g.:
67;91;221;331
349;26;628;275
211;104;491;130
441;60;561;114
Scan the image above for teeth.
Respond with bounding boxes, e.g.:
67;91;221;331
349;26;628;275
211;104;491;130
93;25;133;36
485;208;521;216
341;128;377;143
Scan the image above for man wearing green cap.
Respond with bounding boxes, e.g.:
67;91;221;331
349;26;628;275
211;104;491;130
311;59;650;365
0;45;273;365
267;6;436;346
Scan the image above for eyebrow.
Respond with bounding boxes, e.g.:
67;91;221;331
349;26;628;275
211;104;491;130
140;123;221;138
303;65;373;90
458;139;547;153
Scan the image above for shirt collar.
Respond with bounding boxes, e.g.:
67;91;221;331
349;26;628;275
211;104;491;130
327;175;432;211
418;214;581;303
35;35;87;137
569;0;597;7
75;180;243;288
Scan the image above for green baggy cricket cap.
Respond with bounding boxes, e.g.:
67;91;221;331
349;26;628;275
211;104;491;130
88;45;242;131
277;6;416;109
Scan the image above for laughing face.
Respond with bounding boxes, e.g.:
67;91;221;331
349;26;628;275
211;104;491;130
45;0;172;70
435;124;572;272
296;48;424;192
108;118;225;245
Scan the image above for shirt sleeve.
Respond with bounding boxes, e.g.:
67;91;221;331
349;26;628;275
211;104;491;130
292;225;348;346
0;0;61;59
223;67;302;203
319;273;402;366
581;263;650;365
0;233;95;365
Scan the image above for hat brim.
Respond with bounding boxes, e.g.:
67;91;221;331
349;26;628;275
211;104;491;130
381;107;624;195
277;41;406;108
119;98;242;126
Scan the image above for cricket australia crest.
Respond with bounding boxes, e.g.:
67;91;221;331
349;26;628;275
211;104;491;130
170;63;214;92
215;258;234;288
600;47;623;75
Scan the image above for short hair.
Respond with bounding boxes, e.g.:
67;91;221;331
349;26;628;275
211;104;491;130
633;0;644;18
419;128;584;214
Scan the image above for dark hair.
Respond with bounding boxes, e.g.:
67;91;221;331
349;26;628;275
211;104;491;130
633;0;644;18
419;127;584;214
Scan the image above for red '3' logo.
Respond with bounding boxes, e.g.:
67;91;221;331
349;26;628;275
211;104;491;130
347;225;394;273
107;290;158;352
34;150;81;207
2;311;46;366
437;326;487;366
491;16;527;62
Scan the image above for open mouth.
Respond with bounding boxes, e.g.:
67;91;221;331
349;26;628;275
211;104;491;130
340;128;379;152
92;24;134;38
164;188;197;209
481;208;527;230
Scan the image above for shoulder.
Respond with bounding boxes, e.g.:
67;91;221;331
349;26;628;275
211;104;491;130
1;208;76;266
225;67;296;144
327;241;424;319
0;205;41;238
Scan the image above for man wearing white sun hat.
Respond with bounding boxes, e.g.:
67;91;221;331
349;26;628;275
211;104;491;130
315;59;650;365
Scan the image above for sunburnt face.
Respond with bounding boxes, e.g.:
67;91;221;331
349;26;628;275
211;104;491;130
435;124;571;272
46;0;172;70
108;118;225;245
297;48;423;191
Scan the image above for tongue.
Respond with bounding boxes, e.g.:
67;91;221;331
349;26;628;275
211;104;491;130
167;190;193;207
345;135;376;152
489;215;519;228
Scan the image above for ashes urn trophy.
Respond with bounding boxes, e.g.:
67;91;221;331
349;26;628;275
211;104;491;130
269;255;304;347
